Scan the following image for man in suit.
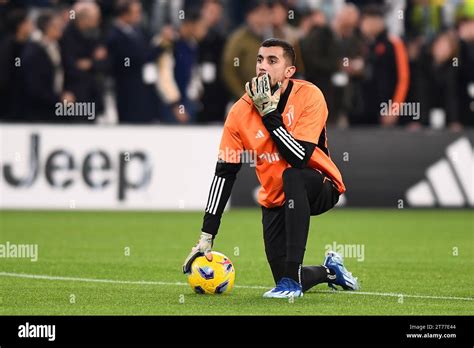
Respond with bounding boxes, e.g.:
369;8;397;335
107;0;160;123
22;11;75;122
0;9;33;121
61;1;108;121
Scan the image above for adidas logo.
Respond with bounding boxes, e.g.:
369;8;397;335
406;137;473;207
255;129;265;139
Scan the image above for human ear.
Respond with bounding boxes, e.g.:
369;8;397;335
285;66;296;78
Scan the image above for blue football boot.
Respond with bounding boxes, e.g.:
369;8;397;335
324;250;359;291
263;277;303;298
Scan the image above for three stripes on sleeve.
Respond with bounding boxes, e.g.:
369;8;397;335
272;126;305;160
205;176;227;215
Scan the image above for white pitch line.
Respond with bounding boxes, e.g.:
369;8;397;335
314;289;474;302
0;272;267;290
0;272;472;302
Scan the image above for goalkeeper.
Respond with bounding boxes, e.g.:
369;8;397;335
183;39;359;298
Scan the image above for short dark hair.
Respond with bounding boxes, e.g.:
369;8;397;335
245;0;268;16
183;6;201;23
6;9;28;34
115;0;139;17
261;38;296;66
362;4;385;18
36;11;56;33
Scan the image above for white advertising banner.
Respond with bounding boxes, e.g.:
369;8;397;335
0;125;222;210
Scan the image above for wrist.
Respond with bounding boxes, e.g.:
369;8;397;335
262;110;284;131
200;231;215;243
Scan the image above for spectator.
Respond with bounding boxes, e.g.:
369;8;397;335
358;4;410;126
0;9;33;121
331;3;366;127
269;0;299;44
268;0;305;75
418;31;460;130
22;10;74;122
155;8;208;123
222;0;270;100
107;0;160;123
457;15;474;127
197;0;229;123
299;9;339;122
61;1;107;122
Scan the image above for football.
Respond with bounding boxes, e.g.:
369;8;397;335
187;251;235;294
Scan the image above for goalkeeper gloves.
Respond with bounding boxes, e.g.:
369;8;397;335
245;73;282;117
182;232;214;274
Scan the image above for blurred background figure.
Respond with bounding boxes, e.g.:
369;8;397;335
155;7;208;124
457;8;474;128
269;0;299;44
268;0;305;76
358;4;409;126
222;0;270;100
418;30;460;130
197;0;229;123
331;3;365;127
0;9;33;121
22;10;73;122
299;9;339;123
61;1;108;123
107;0;160;123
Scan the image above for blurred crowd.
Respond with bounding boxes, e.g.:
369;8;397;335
0;0;473;129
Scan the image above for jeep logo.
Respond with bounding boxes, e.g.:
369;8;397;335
2;134;151;201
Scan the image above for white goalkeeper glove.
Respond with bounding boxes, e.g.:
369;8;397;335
245;73;282;117
182;232;214;274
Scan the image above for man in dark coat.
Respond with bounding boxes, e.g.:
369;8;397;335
107;0;160;123
61;1;108;120
358;5;410;126
457;17;474;128
22;11;75;122
0;9;33;121
299;10;339;123
197;0;229;123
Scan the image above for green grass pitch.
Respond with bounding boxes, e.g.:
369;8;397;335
0;209;473;315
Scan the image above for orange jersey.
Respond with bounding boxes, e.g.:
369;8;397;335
218;79;345;208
